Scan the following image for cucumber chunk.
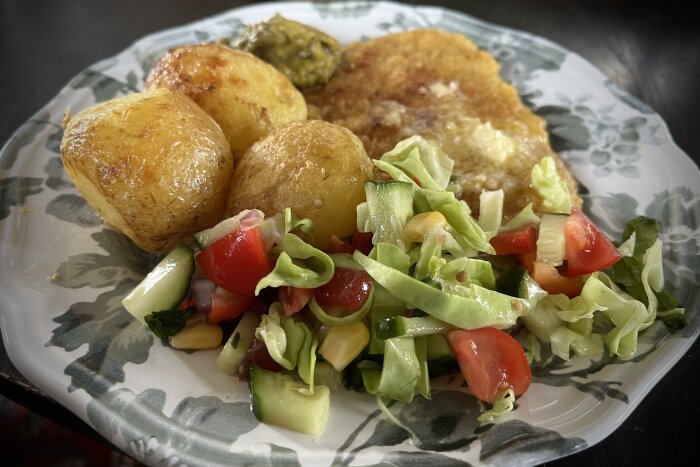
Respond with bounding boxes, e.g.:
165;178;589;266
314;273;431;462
216;311;261;376
364;180;414;251
375;315;450;340
536;213;568;266
122;244;195;324
249;365;330;435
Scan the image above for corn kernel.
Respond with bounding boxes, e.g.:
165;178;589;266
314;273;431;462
403;211;448;243
170;323;223;350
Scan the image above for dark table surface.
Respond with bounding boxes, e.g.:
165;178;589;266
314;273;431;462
1;0;698;465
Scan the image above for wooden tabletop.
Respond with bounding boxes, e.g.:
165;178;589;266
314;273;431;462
1;1;698;465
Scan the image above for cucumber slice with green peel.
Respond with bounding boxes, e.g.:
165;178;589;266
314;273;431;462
249;364;330;436
216;311;261;376
122;244;195;324
536;212;569;266
364;180;414;251
375;315;451;340
498;267;547;305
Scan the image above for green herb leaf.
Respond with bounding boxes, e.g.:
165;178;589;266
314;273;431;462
621;216;660;259
144;306;196;339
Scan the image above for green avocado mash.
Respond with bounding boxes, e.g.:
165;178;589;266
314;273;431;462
232;14;341;88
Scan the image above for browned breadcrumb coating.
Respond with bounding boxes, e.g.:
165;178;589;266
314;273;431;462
303;28;581;218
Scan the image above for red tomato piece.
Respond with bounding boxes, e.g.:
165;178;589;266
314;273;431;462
446;328;531;403
196;226;272;296
532;262;584;297
314;268;373;311
351;232;374;256
279;286;314;317
490;224;539;255
564;208;622;276
208;287;256;324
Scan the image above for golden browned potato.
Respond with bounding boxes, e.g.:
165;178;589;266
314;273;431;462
145;43;308;161
227;120;374;250
60;88;233;253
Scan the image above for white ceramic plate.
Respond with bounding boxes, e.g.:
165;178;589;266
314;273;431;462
1;2;699;465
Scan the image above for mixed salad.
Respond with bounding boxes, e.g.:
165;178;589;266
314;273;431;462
122;136;685;436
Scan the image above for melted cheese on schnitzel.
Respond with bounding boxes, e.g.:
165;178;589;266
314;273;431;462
303;28;580;218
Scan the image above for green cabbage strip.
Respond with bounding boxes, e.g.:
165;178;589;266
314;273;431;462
611;216;686;329
477;389;516;424
420;190;494;255
370;136;493;255
580;273;653;359
260;207;314;253
478;189;504;239
361;337;420;403
353;250;525;329
374;242;411;274
413;226;443;280
356;201;371;232
367;285;405;355
521;292;604;360
501;202;541;231
255;304;303;370
329;253;364;271
255;303;317;389
377;135;454;190
415;336;430;399
437;257;496;290
414;227;467;281
255;233;334;294
308;286;375;326
530;156;573;214
297;332;318;390
549;327;604;360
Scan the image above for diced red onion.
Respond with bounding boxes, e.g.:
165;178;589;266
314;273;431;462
239;209;264;231
190;277;216;313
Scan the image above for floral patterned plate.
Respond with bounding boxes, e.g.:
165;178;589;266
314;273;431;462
1;2;699;466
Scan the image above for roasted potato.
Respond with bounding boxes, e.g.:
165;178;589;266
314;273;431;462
60;88;233;253
145;43;308;160
227;120;374;250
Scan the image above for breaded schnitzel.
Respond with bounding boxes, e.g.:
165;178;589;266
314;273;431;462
303;28;580;218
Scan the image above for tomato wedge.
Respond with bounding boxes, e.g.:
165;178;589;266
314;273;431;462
208;287;256;323
279;286;314;317
446;328;531;403
532;262;584;297
314;268;372;311
518;252;583;297
564;208;622;276
196;226;272;296
490;224;538;255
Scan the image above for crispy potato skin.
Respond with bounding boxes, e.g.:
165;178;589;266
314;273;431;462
145;43;308;161
60;88;233;253
304;29;581;218
228;120;374;250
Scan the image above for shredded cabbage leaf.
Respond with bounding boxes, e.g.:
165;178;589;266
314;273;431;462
477;389;516;424
255;233;334;294
530;156;573;214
